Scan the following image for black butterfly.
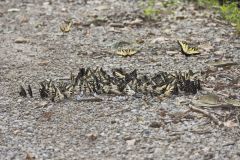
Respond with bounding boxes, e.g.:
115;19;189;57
75;68;86;85
175;70;201;94
125;69;137;83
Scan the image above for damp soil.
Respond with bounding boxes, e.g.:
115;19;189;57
0;0;240;159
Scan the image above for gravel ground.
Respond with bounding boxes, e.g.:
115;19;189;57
0;0;240;159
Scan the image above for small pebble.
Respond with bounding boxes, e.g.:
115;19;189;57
86;133;98;141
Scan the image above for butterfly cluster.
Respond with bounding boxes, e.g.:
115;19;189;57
19;68;201;102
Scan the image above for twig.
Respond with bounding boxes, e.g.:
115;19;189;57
189;129;212;134
169;132;185;136
96;107;131;118
190;106;222;126
236;113;240;126
76;96;103;102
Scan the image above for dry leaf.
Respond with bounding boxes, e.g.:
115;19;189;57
126;139;136;146
225;98;240;107
124;18;143;25
85;133;98;141
149;121;162;128
207;61;238;67
19;16;29;23
109;23;124;28
166;51;178;56
135;38;144;44
37;60;49;66
223;120;238;128
8;8;20;12
151;37;167;43
199;42;214;52
42;112;53;121
199;94;220;105
26;153;35;160
15;37;29;43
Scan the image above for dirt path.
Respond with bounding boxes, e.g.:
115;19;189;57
0;0;239;159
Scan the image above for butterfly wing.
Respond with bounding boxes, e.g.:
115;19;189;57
63;84;75;98
27;85;33;97
19;85;27;97
52;86;64;102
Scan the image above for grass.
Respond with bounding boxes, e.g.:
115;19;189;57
141;0;240;33
220;2;240;32
197;0;240;33
143;0;159;18
140;0;180;20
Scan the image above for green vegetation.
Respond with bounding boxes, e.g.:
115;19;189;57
141;0;179;19
141;0;240;33
197;0;240;33
142;0;159;18
196;0;219;6
220;2;240;32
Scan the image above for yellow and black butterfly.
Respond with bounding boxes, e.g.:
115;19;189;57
52;86;64;102
60;20;72;33
116;49;137;57
177;40;200;56
63;84;75;98
124;84;136;96
164;80;177;97
112;68;126;79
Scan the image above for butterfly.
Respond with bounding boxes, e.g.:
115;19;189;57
152;84;167;95
177;40;200;56
164;80;177;97
63;84;75;98
124;84;136;96
112;68;126;79
103;83;121;95
175;70;201;94
125;69;137;83
52;86;64;102
60;20;72;33
116;49;137;57
19;85;33;98
69;72;75;84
